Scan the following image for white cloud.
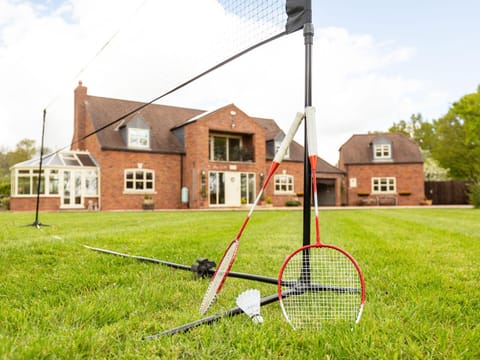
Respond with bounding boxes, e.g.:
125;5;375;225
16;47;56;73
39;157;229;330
0;0;451;165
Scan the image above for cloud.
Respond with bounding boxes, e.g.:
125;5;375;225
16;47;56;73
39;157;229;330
0;0;449;164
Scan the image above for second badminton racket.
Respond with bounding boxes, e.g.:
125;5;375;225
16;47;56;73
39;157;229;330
278;107;366;329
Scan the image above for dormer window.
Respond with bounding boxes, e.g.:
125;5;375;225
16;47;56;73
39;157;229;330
128;128;150;148
372;135;392;161
374;143;391;159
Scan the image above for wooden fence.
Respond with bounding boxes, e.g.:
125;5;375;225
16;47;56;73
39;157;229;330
424;181;470;205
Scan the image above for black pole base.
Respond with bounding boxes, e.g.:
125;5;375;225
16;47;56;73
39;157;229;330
25;221;50;229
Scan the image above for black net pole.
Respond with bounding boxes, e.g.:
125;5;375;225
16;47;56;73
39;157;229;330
302;1;313;247
28;109;49;228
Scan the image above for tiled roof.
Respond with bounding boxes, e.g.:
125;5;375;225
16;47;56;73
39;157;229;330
253;117;283;141
317;157;344;174
85;95;204;153
339;133;423;164
84;94;340;170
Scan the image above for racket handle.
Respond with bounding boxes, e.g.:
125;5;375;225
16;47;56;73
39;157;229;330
145;293;280;339
273;112;304;164
305;106;317;157
145;309;242;339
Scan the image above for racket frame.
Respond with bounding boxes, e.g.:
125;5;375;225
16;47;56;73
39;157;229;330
277;106;366;328
199;111;304;315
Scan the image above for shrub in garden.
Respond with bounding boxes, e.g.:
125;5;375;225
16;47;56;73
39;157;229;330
468;182;480;208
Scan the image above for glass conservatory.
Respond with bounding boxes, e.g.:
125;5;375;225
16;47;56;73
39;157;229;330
10;151;99;210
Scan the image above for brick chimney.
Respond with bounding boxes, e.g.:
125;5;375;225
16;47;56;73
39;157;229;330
72;81;88;150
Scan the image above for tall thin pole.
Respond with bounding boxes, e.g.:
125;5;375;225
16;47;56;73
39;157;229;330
303;1;313;247
29;109;49;228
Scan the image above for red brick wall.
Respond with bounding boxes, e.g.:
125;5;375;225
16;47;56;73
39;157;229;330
345;163;424;206
93;150;182;210
76;94;307;210
267;161;304;207
72;82;88;150
10;196;60;211
183;105;271;208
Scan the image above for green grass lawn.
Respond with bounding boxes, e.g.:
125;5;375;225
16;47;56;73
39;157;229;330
1;208;479;359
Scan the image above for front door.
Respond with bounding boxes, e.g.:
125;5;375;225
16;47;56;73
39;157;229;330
209;171;241;207
225;172;241;206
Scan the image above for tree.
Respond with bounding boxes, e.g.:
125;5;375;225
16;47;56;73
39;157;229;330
431;88;480;182
0;139;38;184
6;139;37;166
389;113;435;152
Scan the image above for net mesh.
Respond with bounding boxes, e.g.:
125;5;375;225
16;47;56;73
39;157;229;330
279;246;363;329
158;0;288;97
219;0;287;48
60;0;301;152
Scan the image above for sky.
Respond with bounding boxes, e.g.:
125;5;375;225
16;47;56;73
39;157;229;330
1;0;479;165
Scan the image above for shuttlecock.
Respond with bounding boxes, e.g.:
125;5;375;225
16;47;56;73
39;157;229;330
236;289;263;324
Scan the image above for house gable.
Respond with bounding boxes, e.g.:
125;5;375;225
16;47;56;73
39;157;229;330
339;133;423;165
338;132;424;206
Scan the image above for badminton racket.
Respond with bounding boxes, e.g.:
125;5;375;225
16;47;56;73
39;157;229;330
278;106;366;329
199;111;304;315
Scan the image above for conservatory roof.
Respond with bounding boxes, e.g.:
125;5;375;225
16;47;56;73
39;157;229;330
12;151;99;168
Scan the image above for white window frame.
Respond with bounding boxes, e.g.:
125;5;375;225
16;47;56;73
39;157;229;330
128;128;150;148
372;177;396;194
14;169;45;195
374;144;391;159
209;134;242;162
274;174;294;194
124;169;155;193
13;168;98;198
240;172;256;204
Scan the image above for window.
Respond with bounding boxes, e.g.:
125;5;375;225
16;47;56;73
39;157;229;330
85;170;98;195
241;173;255;204
17;170;32;195
125;169;154;192
209;135;241;161
274;174;294;194
209;172;225;205
49;170;59;194
373;144;391;160
13;168;97;197
372;177;396;193
128;128;150;148
16;169;45;195
62;154;81;166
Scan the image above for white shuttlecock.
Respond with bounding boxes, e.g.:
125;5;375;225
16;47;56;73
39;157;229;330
236;289;264;324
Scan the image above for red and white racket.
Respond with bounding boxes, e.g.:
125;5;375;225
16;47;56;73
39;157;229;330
278;107;365;328
199;112;304;315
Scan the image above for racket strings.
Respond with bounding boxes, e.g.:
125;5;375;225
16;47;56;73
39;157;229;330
280;246;362;329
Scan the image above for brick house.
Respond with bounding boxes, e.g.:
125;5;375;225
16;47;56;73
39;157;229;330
10;82;344;210
338;133;424;206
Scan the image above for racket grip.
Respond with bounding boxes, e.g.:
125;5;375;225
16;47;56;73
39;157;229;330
145;293;280;339
305;106;317;157
144;310;241;339
273;112;304;164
